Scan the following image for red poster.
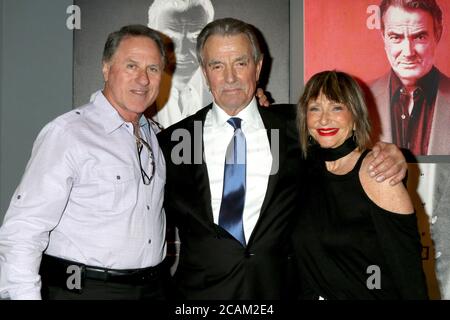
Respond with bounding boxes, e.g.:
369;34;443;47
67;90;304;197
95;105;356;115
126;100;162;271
304;0;450;156
304;0;450;83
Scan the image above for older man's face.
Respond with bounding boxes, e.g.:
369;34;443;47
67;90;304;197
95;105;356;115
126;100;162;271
201;34;262;115
158;5;208;90
382;6;438;88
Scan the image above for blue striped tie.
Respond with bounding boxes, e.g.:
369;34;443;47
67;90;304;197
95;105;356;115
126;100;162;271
218;117;246;246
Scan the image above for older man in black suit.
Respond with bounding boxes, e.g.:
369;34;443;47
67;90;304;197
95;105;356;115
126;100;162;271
158;18;406;300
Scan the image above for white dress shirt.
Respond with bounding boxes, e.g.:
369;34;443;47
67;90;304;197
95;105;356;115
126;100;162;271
204;98;272;243
0;91;166;300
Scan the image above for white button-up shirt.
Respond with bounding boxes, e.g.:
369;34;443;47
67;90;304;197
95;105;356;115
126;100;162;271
0;91;166;300
203;98;272;243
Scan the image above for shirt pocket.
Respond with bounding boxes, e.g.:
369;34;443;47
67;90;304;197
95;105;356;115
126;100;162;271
96;165;138;212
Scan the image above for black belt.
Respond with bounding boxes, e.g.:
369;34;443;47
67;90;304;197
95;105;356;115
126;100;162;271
40;254;165;286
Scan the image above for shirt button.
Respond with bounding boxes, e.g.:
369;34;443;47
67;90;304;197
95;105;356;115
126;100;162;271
401;114;406;120
75;111;80;115
147;205;150;210
436;251;442;259
116;175;121;180
431;216;438;225
17;195;21;200
148;239;152;244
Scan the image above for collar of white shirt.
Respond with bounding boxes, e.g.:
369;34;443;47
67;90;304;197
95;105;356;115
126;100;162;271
91;90;149;134
208;97;264;130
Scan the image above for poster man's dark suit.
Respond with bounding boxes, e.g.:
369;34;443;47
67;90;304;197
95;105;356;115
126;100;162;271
369;68;450;155
157;104;302;299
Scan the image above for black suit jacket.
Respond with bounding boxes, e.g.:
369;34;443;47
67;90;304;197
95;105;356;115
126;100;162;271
157;104;303;299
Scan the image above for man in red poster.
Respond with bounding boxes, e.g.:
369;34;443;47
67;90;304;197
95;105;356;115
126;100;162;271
370;0;450;301
369;0;450;156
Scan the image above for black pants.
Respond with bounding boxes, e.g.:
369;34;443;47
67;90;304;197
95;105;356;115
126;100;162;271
41;277;168;300
40;254;174;300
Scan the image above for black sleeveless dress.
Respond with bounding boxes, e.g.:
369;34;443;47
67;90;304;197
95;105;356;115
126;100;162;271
293;150;428;299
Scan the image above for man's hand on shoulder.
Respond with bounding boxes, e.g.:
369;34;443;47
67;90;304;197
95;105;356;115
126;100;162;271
256;88;270;107
368;141;407;186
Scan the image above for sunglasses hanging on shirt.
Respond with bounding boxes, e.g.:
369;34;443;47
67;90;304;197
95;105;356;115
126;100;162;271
134;121;155;186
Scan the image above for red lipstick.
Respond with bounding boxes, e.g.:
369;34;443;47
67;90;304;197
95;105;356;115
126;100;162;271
317;128;339;136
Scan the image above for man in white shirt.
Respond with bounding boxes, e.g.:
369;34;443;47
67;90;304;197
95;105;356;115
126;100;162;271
0;25;168;300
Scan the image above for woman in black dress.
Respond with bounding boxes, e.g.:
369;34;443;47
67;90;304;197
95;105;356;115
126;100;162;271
293;70;428;299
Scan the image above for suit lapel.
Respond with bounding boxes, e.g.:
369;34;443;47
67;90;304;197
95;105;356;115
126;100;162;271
189;105;215;225
373;73;393;142
428;72;450;154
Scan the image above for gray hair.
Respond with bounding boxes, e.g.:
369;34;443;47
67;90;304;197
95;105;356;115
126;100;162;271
102;24;166;66
196;17;263;67
380;0;443;41
297;71;372;158
148;0;214;29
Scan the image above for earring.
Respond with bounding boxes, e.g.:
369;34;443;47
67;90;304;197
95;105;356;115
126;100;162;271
308;135;316;145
